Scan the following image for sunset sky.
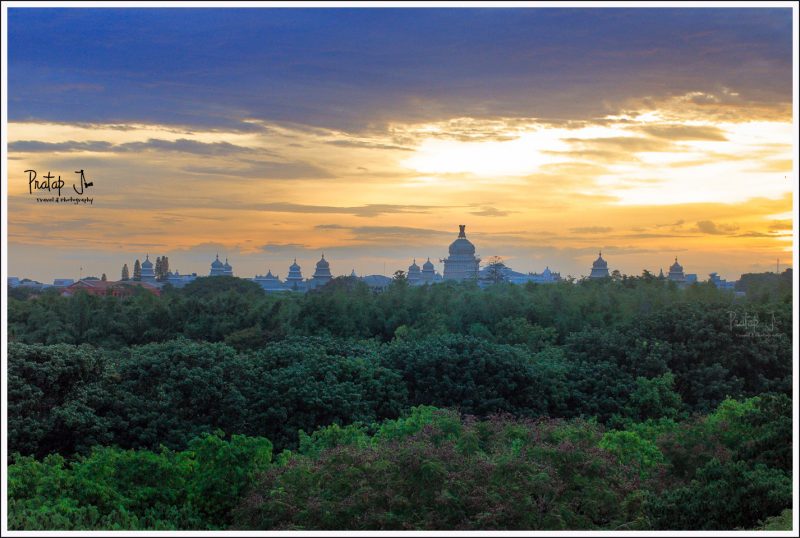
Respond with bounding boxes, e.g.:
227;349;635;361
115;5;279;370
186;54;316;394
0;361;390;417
6;7;795;283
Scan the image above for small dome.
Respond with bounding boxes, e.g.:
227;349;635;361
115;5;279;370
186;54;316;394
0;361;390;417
423;257;435;270
408;258;420;272
592;252;607;268
543;266;551;276
141;255;153;268
350;269;357;277
224;258;232;270
211;254;224;268
289;258;301;271
316;254;329;269
265;269;275;279
670;257;683;272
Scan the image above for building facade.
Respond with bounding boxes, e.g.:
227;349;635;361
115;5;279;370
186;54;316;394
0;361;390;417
668;257;685;282
310;254;333;288
140;255;156;283
589;252;609;279
442;225;480;281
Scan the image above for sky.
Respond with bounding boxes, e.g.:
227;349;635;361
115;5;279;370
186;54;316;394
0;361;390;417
5;7;795;283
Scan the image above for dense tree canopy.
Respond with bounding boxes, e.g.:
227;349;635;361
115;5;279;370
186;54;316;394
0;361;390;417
6;272;793;530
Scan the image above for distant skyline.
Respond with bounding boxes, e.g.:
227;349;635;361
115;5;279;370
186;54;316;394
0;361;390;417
6;6;795;282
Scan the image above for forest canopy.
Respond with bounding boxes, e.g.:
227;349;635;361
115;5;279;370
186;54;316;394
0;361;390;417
6;273;794;530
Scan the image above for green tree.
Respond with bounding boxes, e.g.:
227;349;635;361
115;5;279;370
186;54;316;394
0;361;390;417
482;256;508;284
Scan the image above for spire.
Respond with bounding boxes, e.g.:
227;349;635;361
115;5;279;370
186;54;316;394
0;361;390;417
458;224;466;238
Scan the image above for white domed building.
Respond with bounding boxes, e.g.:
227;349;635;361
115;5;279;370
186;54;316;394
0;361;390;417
254;269;283;292
310;254;333;288
407;259;421;285
210;254;226;276
285;259;305;291
421;257;436;284
442;225;480;281
140;255;157;283
668;257;685;282
589;252;609;279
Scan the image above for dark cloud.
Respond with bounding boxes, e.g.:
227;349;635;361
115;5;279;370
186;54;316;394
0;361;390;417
252;203;447;218
618;232;697;239
118;139;256;155
10;140;115;152
183;159;332;180
10;138;256;156
8;9;792;131
734;231;775;238
469;206;512;217
315;224;452;240
693;220;740;235
325;139;412;151
635;124;728;141
767;220;792;231
564;136;674;153
570;226;613;234
261;243;309;252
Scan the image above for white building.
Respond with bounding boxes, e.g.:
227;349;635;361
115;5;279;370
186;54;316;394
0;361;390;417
668;257;685;283
310;254;333;289
407;259;422;285
166;271;197;288
589;252;609;279
442;225;480;281
709;272;735;290
254;269;284;292
140;255;157;283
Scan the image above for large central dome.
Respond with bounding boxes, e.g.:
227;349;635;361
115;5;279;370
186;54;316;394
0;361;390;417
448;224;476;256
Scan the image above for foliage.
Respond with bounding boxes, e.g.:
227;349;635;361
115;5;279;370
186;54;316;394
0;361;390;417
8;432;272;530
644;459;792;530
234;412;643;530
5;272;793;531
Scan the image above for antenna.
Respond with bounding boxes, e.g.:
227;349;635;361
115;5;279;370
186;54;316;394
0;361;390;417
777;257;779;274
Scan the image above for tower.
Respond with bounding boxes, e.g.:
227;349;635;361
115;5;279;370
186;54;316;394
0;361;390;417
408;259;421;285
589;251;609;279
140;254;156;283
311;253;332;288
210;254;225;276
442;225;480;281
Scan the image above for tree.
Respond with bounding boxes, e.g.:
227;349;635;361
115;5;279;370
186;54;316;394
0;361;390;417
121;264;129;281
155;257;162;280
133;260;141;281
162;257;169;279
482;256;508;284
101;273;107;282
392;270;406;282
